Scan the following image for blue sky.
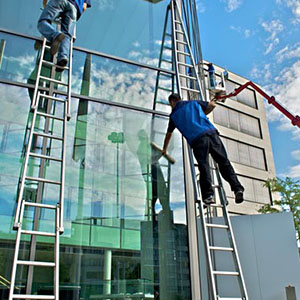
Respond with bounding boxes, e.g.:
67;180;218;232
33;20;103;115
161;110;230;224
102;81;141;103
196;0;300;180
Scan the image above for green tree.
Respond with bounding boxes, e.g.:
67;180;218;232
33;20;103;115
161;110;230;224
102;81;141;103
259;177;300;240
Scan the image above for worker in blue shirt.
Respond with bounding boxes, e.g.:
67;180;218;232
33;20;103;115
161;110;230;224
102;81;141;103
162;93;244;205
37;0;91;71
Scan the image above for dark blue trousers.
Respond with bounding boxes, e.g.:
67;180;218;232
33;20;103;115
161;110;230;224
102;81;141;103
192;133;244;200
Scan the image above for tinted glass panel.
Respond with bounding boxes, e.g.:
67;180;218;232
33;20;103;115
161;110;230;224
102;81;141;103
0;83;191;300
0;0;170;67
0;32;173;113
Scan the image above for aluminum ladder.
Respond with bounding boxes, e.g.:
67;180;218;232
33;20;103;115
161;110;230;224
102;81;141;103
9;32;74;300
196;160;248;300
169;0;248;299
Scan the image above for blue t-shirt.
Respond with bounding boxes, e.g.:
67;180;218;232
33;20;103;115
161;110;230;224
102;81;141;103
68;0;91;19
167;100;216;146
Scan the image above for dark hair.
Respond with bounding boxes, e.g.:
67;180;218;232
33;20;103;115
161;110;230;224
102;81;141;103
168;93;181;103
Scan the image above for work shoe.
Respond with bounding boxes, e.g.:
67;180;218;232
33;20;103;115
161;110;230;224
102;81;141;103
56;57;68;72
235;190;244;204
50;33;65;55
203;195;215;205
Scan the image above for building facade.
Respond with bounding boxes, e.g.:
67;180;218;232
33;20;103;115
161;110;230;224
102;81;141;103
209;64;276;215
0;0;275;299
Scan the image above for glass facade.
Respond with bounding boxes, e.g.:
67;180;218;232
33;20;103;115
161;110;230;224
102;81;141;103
0;1;191;299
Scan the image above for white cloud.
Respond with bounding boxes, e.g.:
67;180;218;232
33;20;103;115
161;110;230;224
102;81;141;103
230;26;252;38
244;29;251;38
222;0;243;12
196;1;206;13
276;43;300;62
286;164;300;178
250;63;271;82
277;0;300;22
132;41;140;48
95;0;114;11
291;150;300;160
261;19;284;54
265;61;300;139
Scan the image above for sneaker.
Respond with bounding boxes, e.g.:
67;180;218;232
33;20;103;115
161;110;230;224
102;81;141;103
50;33;65;55
235;190;244;204
203;195;215;205
56;58;68;72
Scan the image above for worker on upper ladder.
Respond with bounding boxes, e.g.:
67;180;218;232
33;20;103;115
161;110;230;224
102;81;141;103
37;0;91;71
162;93;245;205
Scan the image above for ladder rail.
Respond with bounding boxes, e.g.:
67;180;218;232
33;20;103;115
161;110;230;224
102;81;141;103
169;1;248;299
214;162;248;299
13;94;40;229
10;24;75;299
173;0;205;101
8;200;25;300
32;39;47;110
153;4;172;111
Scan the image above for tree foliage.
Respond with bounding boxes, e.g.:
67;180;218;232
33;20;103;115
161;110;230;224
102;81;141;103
258;177;300;239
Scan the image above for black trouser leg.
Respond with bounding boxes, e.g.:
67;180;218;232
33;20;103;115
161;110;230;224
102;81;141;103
192;135;214;200
209;133;244;192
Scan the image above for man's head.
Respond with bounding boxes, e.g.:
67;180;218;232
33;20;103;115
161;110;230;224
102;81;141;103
168;93;181;108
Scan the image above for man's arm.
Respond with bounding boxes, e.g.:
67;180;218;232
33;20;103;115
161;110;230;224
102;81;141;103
204;100;216;115
162;132;172;155
43;0;47;7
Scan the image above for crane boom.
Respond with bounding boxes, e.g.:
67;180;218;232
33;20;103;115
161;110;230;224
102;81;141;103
216;81;300;128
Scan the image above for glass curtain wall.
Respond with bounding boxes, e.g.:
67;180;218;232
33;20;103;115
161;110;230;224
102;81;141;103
0;1;192;299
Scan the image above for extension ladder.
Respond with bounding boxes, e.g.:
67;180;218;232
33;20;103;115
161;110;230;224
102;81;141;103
166;0;248;299
9;30;74;300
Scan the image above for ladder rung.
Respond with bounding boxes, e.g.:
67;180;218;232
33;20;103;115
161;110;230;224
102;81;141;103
39;93;66;103
12;295;55;299
25;176;61;185
218;298;244;300
24;202;57;209
166;33;172;37
179;74;196;80
213;271;239;276
177;50;190;56
178;62;193;68
29;152;62;162
40;75;68;86
163;46;172;51
33;132;63;141
210;203;224;208
42;60;69;70
181;87;200;93
206;223;228;229
209;246;234;252
158;86;173;92
162;59;172;64
36;111;64;121
157;100;169;105
175;20;181;24
175;29;184;34
176;40;187;45
160;73;173;78
17;260;55;267
21;230;56;237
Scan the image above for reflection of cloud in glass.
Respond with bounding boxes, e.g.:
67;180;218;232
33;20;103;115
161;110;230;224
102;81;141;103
95;0;115;11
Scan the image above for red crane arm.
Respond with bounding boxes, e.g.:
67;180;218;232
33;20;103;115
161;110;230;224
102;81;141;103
216;81;300;128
